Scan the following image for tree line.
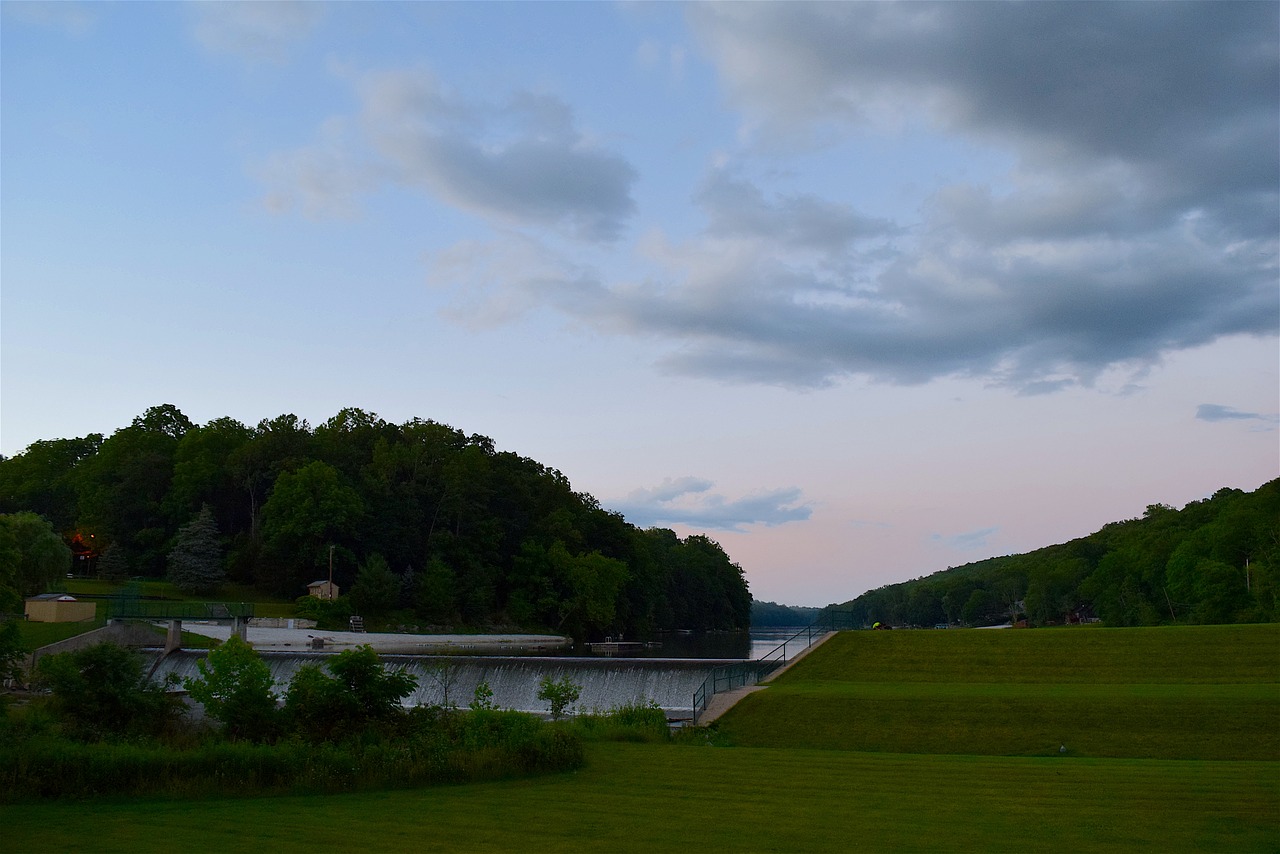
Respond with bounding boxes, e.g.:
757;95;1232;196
0;405;751;638
837;480;1279;628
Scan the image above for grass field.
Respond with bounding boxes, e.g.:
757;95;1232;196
55;579;300;619
714;624;1280;760
3;624;1276;852
2;744;1275;852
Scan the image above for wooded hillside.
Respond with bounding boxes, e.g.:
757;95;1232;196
838;479;1278;628
0;405;750;638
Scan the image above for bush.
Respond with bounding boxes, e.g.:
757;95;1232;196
569;701;670;743
536;675;581;721
283;645;416;743
293;594;353;630
0;619;25;686
0;716;586;802
183;636;279;742
34;643;181;741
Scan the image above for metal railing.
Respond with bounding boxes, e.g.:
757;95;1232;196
691;609;854;723
104;600;255;621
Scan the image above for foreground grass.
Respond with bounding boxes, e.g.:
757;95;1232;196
715;624;1280;759
5;624;1275;851
3;742;1275;853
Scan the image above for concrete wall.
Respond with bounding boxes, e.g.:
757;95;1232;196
26;621;162;675
249;617;318;629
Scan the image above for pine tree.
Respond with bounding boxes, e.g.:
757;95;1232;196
97;543;130;583
168;504;225;595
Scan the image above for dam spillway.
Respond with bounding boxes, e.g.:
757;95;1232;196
151;651;741;720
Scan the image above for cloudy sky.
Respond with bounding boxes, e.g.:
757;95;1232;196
3;2;1276;606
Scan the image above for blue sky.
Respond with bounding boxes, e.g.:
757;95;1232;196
3;2;1277;606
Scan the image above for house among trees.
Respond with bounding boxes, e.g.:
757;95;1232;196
307;580;339;601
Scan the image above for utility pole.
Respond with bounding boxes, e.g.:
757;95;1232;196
328;545;335;599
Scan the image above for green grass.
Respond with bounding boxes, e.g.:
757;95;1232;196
714;625;1280;759
53;579;298;618
2;743;1276;852
15;616;217;653
784;623;1280;684
14;616;108;650
4;623;1276;851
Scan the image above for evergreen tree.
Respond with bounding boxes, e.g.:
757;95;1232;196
349;553;400;619
168;504;224;595
97;543;130;583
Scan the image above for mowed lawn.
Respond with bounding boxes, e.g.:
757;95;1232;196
3;624;1276;852
3;744;1276;853
716;624;1280;759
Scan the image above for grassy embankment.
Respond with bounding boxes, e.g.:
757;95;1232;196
3;624;1276;852
716;623;1280;760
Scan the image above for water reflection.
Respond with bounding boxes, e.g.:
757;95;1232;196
565;626;816;661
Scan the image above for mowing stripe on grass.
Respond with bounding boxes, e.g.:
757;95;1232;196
3;744;1275;853
717;624;1280;760
787;624;1280;684
718;685;1279;759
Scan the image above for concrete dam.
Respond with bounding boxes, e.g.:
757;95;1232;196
152;651;740;720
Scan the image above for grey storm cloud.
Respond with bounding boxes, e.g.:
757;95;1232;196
542;3;1278;391
608;478;812;533
265;69;636;241
696;170;900;251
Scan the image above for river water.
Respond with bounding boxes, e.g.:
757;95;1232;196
564;626;819;661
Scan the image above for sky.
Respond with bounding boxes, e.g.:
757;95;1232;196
2;2;1277;607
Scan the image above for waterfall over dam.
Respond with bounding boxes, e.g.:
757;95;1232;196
151;651;740;720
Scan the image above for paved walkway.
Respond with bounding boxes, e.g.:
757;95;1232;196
696;629;837;724
176;622;572;654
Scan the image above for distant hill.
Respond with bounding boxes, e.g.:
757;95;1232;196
835;479;1278;628
0;404;751;640
752;599;822;626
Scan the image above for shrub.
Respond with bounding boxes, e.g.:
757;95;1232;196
536;675;581;721
183;636;279;742
469;680;496;711
293;594;353;630
570;701;670;743
34;643;181;741
0;619;25;686
283;645;416;742
0;706;587;801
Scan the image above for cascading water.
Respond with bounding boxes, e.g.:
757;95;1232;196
151;651;739;720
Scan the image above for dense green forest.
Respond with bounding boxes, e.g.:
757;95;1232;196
838;479;1279;628
750;600;821;627
0;405;750;638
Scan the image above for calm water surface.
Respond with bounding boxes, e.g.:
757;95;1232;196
565;626;819;661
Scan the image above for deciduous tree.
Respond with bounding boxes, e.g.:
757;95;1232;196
183;635;278;741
